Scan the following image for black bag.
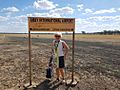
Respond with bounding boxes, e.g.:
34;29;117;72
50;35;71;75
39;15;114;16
46;67;52;78
46;55;53;78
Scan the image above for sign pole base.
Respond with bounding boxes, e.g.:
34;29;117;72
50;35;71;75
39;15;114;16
23;83;38;89
65;79;78;86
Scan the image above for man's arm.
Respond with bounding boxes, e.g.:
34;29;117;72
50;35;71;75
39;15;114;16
62;41;69;59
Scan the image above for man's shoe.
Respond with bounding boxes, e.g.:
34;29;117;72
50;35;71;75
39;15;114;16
56;78;60;81
61;78;66;83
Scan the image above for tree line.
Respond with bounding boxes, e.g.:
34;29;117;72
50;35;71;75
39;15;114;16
81;30;120;35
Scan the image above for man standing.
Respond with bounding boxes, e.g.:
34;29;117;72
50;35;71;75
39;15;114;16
52;32;69;82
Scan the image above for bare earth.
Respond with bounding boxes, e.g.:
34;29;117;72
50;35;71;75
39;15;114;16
0;34;120;90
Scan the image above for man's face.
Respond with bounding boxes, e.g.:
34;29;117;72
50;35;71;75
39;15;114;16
55;35;61;41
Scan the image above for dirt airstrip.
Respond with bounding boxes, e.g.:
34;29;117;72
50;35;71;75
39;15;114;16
0;34;120;90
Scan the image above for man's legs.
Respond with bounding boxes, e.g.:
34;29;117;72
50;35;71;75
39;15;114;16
56;68;65;80
59;68;65;79
56;68;60;80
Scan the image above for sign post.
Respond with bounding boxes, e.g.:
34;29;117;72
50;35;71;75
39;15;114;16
28;30;32;85
28;19;32;86
72;31;75;82
28;17;75;85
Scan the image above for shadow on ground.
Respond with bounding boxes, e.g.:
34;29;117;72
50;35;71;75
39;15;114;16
23;79;68;90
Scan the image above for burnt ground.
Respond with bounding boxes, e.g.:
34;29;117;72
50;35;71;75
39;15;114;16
0;36;120;90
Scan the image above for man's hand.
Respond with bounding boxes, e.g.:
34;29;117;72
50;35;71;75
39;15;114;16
64;53;67;60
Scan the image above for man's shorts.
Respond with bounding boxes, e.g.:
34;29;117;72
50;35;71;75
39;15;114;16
59;56;65;68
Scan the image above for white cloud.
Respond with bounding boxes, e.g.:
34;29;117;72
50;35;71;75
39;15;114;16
22;5;32;11
76;18;98;32
0;15;27;33
77;4;84;11
93;8;116;14
15;15;27;23
85;8;93;13
27;12;61;18
33;0;58;10
1;7;19;13
78;19;97;27
114;16;120;21
88;16;111;22
76;15;120;33
50;7;74;15
87;15;120;22
82;8;93;15
49;13;61;17
118;8;120;11
0;16;9;21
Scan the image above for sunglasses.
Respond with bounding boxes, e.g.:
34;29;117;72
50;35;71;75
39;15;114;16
55;35;61;37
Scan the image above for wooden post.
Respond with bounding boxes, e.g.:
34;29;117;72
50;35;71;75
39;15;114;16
72;31;75;82
28;31;32;85
28;17;32;85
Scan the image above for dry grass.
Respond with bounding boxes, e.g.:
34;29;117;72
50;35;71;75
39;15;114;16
1;33;120;39
0;34;120;45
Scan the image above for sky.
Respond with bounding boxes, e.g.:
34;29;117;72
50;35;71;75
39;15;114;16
0;0;120;33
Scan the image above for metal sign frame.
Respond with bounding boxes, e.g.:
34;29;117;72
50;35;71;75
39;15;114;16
28;17;75;85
